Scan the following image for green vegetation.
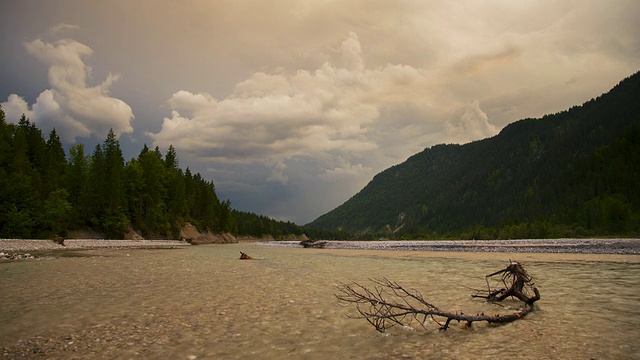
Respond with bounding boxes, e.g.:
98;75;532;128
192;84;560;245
0;109;328;240
307;72;640;239
0;113;230;239
232;209;349;240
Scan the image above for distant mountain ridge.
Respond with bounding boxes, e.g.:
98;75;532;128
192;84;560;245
306;72;640;239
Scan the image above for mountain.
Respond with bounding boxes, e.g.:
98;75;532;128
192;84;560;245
306;72;640;239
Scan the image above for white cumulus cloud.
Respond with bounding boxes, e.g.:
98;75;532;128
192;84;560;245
444;100;499;144
1;36;134;142
150;32;471;183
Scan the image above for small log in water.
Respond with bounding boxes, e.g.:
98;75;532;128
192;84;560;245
239;251;255;260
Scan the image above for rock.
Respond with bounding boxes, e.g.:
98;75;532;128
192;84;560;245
124;224;145;240
0;252;39;260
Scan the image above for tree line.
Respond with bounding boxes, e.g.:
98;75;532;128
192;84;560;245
0;106;340;240
232;209;349;240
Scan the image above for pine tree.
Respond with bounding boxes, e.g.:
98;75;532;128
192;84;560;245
65;143;89;226
43;129;68;193
100;129;128;238
164;145;186;236
138;146;168;236
0;105;13;170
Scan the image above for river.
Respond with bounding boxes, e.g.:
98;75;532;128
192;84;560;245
1;243;639;359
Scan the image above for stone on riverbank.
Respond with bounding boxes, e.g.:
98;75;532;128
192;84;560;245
0;252;39;260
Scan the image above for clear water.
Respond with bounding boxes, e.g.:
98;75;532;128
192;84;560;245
1;244;639;359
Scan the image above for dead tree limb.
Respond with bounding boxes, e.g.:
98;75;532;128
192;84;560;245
335;261;540;332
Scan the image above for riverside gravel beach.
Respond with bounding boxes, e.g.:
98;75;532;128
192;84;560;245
0;239;191;253
2;238;640;255
259;238;640;255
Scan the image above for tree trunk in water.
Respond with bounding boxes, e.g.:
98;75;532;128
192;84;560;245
336;261;540;332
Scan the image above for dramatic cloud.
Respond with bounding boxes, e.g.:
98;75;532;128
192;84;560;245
150;33;482;184
1;35;133;142
445;100;499;144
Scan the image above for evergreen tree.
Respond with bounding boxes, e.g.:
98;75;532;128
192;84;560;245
100;129;128;238
81;130;128;238
164;145;186;236
65;143;89;226
137;145;169;236
0;106;11;236
43;129;68;194
19;116;47;195
0;106;13;170
85;143;106;225
4;115;41;237
11;116;32;176
40;188;72;238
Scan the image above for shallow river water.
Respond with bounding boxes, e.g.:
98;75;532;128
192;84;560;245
1;243;639;359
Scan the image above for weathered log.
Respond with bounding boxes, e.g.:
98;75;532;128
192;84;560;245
336;261;540;332
472;261;539;305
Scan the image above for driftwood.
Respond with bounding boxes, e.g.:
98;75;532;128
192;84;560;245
239;251;255;260
336;261;540;332
300;240;327;248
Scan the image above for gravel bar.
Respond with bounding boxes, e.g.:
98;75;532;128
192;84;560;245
259;238;640;255
0;239;191;252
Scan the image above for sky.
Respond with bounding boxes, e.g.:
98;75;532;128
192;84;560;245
1;1;639;225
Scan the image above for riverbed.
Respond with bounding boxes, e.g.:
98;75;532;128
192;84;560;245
1;243;639;359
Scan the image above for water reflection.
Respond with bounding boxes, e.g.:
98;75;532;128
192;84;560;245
1;244;639;359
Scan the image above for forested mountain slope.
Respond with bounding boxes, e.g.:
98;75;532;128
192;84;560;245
307;72;640;239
